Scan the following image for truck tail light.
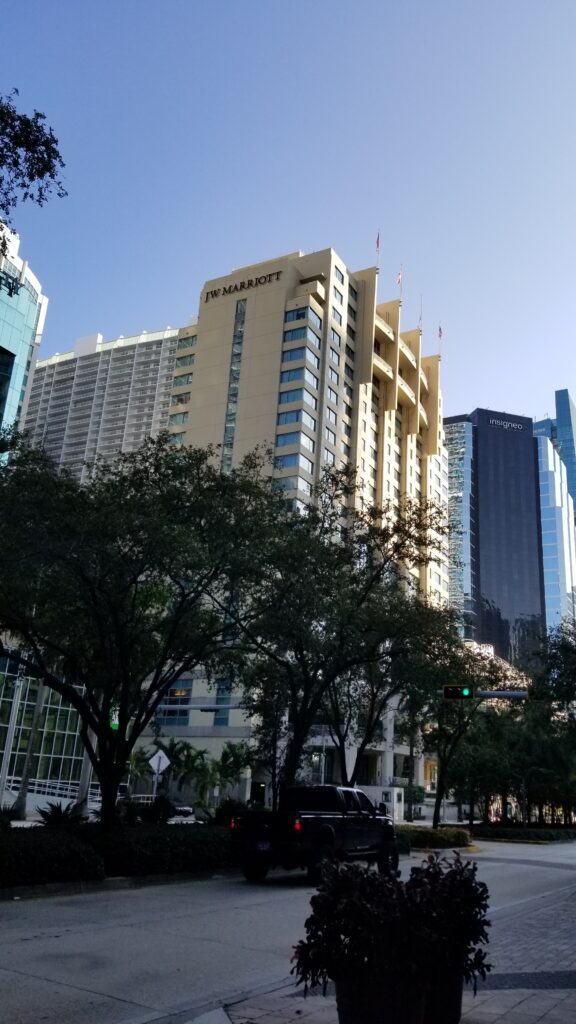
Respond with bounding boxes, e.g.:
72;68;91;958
230;818;236;831
294;818;303;833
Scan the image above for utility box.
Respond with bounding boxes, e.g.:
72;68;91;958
381;787;404;823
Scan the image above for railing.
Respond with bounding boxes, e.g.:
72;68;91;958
3;775;101;804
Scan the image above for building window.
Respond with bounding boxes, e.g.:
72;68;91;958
303;389;318;409
299;454;314;474
332;307;343;326
341;441;351;457
173;372;193;385
276;452;300;469
177;335;197;350
278;409;300;425
330;348;340;366
333;285;343;304
168;432;185;445
344;363;354;380
330;328;341;346
343;422;352;438
301;433;315;452
302;410;316;430
335;267;344;284
345;345;355;361
276;431;300;447
325;426;336;444
347;305;356;322
305;368;319;389
284;326;321;347
343;403;353;418
327;386;338;404
175;354;195;368
344;382;353;400
349;284;358;302
279;388;303;404
285;306;323;331
171;392;190;406
326;407;337;425
168;411;189;426
329;367;339;385
324;448;335;465
298;477;312;495
281;367;304;384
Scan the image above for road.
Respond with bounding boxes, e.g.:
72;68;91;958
1;840;576;1024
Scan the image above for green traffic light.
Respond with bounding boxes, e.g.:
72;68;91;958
462;687;470;697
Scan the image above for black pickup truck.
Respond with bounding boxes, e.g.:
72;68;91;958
230;784;399;883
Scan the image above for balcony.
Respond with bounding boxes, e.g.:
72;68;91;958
397;375;416;405
372;351;394;381
419;367;429;392
398;338;417;368
419;402;428;427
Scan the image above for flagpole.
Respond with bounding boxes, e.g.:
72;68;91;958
376;230;380;271
397;264;403;303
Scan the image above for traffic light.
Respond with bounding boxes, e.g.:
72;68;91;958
443;685;474;699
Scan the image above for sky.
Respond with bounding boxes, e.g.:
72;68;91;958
2;0;575;420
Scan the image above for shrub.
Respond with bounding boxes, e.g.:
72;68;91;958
0;830;105;888
396;825;471;849
472;825;576;843
80;823;232;877
0;805;17;833
36;801;85;829
137;795;176;824
212;798;248;828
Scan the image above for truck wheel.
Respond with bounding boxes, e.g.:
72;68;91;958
307;845;334;885
241;858;270;883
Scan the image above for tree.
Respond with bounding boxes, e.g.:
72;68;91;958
0;90;66;258
0;434;282;827
232;467;447;790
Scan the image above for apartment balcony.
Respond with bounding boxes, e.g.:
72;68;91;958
397;375;416;405
294;278;326;304
372;351;394;381
419;367;429;392
398;338;417;368
419;402;429;427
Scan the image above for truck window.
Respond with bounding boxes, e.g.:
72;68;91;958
355;791;375;814
342;790;361;814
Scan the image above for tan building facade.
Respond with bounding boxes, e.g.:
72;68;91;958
172;247;449;604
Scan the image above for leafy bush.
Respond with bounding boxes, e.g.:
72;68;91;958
397;825;471;849
36;801;85;829
136;795;176;824
0;804;17;833
472;825;576;843
0;830;105;888
80;824;232;877
212;798;248;828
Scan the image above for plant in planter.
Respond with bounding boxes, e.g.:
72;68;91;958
407;853;491;1024
292;856;491;1024
291;862;432;1024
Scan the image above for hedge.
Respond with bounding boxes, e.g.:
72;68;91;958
472;826;576;843
0;829;105;888
0;823;233;889
80;823;232;877
396;825;471;850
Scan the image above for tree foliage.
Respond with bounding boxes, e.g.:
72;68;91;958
0;433;281;826
231;467;448;795
0;89;66;257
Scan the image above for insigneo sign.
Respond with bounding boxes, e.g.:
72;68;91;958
489;418;523;431
204;270;282;303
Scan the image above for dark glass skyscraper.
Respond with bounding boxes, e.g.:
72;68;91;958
445;409;546;665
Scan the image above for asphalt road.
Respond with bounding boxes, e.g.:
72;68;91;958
2;841;576;1024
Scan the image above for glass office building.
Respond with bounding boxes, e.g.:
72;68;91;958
534;389;576;514
0;231;48;432
535;435;576;629
445;409;546;665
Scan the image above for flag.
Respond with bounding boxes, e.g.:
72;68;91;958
376;232;380;253
438;325;443;340
396;270;402;287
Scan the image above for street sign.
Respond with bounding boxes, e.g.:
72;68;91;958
148;751;170;775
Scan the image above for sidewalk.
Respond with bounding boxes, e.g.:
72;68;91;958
214;872;576;1023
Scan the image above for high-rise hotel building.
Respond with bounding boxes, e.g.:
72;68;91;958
172;248;449;603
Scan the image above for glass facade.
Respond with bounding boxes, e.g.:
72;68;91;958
445;418;477;639
534;389;576;516
0;238;47;431
0;654;86;797
445;409;546;665
536;436;576;629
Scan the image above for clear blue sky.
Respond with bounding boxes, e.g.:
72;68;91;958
3;0;575;419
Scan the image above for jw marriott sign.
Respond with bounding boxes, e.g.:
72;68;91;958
204;270;282;303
